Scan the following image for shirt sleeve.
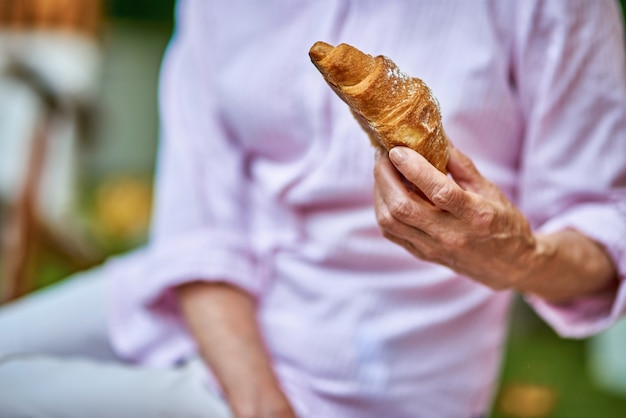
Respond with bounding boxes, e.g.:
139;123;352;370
514;0;626;338
105;0;260;364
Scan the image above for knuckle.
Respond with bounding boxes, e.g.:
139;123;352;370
474;206;497;228
442;232;467;250
376;208;396;230
387;196;413;220
460;154;477;173
431;183;456;207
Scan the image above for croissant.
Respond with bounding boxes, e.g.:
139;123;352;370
309;41;450;173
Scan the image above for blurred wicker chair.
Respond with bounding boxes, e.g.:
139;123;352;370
0;0;103;303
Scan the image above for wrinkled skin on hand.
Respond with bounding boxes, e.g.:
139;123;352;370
373;146;537;290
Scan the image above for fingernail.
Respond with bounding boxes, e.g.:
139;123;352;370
389;147;407;164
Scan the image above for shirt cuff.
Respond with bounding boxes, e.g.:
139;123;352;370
105;228;260;364
526;203;626;338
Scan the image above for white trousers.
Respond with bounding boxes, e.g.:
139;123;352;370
0;268;231;418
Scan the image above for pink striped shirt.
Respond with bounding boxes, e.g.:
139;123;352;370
106;1;626;416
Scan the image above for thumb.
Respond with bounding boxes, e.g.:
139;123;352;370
447;147;489;194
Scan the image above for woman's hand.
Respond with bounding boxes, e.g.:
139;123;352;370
373;146;617;301
374;146;536;290
177;282;297;418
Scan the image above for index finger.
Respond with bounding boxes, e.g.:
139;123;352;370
389;146;471;216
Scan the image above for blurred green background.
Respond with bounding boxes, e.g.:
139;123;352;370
2;1;626;417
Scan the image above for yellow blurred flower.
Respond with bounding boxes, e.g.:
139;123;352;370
93;176;152;244
498;382;558;418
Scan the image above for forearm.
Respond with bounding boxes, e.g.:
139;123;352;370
514;229;619;303
176;281;293;417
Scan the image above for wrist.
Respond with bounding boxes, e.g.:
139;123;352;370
222;364;280;398
510;233;557;296
227;377;293;418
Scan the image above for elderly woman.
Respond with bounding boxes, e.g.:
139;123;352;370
1;1;625;417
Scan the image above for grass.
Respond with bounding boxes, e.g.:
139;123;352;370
492;300;626;417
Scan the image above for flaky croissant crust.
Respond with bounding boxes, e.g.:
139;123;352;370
309;41;449;173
